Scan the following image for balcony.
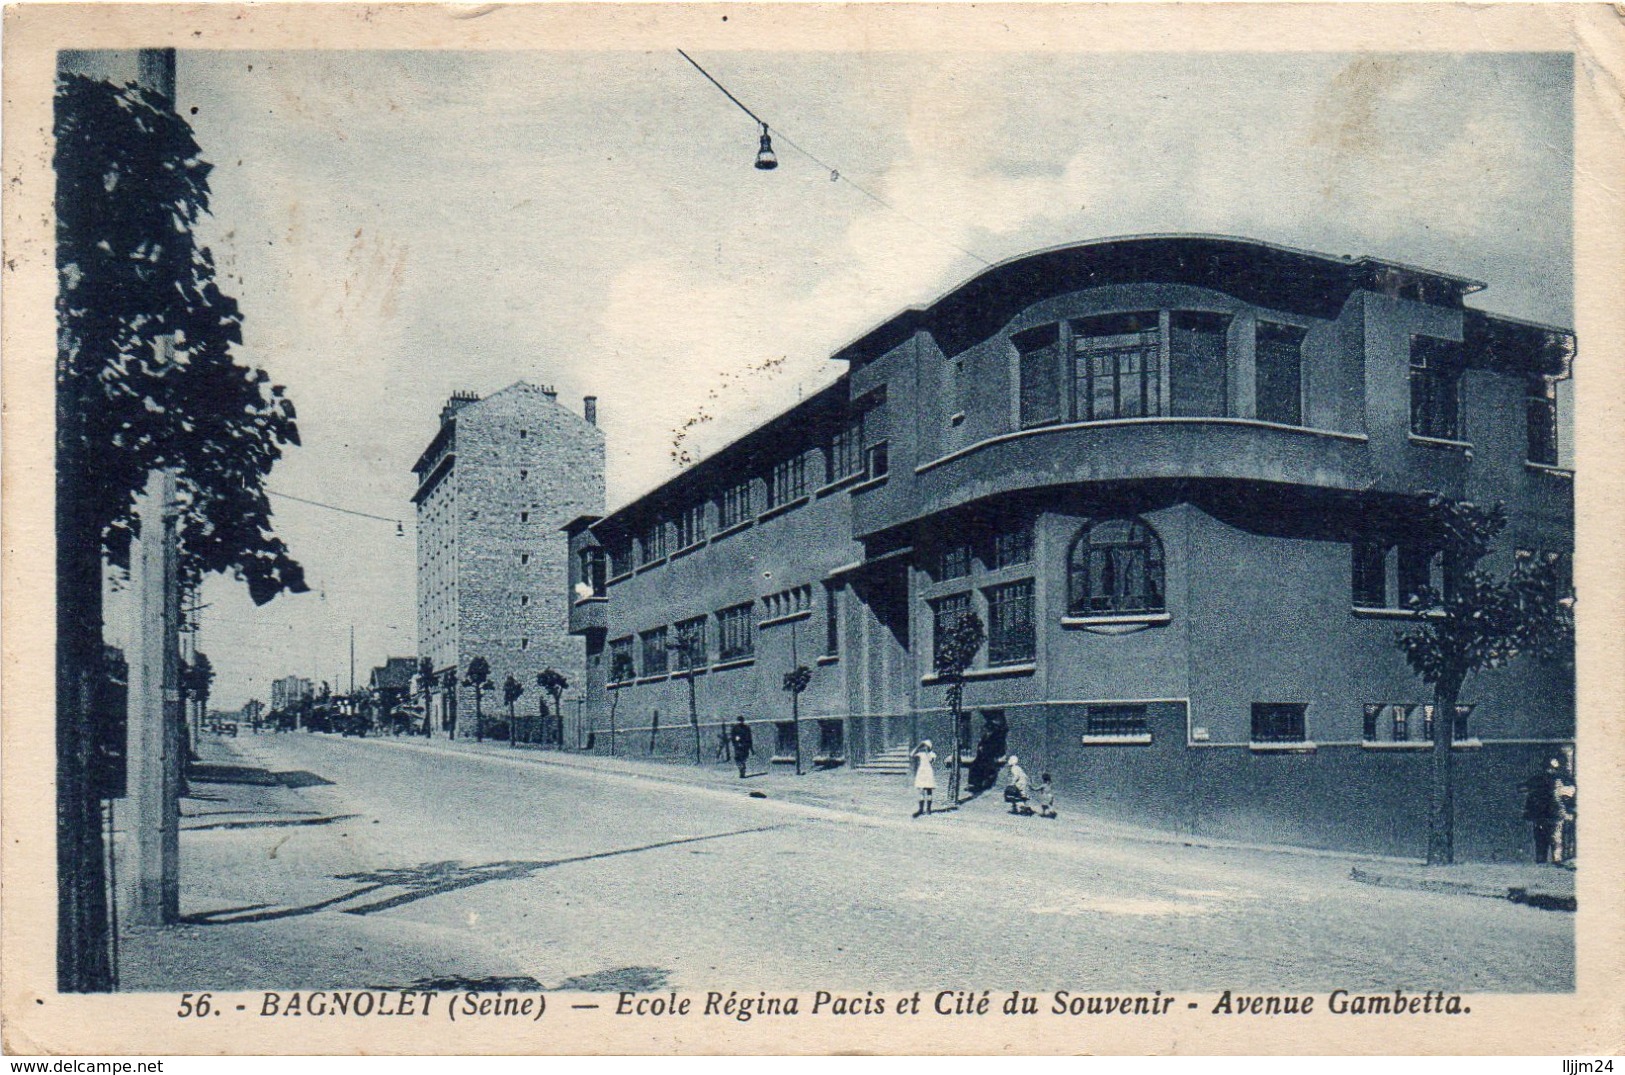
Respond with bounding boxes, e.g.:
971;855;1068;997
855;417;1374;535
568;594;607;636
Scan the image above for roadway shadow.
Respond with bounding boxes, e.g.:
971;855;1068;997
184;823;786;925
188;762;334;789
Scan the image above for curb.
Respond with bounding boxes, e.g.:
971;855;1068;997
1348;866;1577;911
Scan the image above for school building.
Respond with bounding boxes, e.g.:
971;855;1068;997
563;235;1574;860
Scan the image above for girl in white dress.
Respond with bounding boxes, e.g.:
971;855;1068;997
912;739;937;817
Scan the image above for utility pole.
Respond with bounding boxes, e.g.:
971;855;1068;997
124;470;181;927
349;624;355;695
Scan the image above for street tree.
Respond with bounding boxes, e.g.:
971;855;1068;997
537;668;569;747
670;634;707;765
502;675;524;744
465;657;492;742
782;664;812;775
1395;494;1575;865
54;73;304;991
607;650;635;756
440;669;459;738
417;657;434;737
935;609;986;805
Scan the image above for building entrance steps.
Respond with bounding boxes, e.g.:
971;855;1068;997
850;744;914;775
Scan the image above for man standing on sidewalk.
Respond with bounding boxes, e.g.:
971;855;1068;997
729;717;753;779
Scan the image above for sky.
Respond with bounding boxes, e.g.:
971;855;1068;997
97;49;1574;709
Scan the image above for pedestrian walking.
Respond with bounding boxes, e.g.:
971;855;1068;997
1035;772;1057;818
728;717;754;779
1003;755;1033;815
912;739;937;816
1523;757;1567;864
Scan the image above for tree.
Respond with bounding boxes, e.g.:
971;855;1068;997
670;634;707;765
782;665;812;775
440;669;459;738
417;657;435;737
935;609;986;806
502;674;524;745
537;669;569;747
54;73;305;991
464;656;492;742
607;651;634;757
1395;494;1575;865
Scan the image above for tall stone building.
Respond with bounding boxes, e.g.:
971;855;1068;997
414;382;604;738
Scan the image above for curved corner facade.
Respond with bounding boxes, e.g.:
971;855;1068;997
568;236;1575;861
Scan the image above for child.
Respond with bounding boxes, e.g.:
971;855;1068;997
1036;773;1057;818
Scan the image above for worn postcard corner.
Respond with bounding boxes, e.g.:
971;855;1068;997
3;0;1625;1058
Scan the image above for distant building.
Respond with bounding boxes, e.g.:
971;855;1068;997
368;657;417;713
238;699;265;727
566;235;1574;861
413;383;605;737
270;675;311;714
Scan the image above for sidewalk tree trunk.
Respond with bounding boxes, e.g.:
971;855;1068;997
935;610;985;806
465;656;491;742
502;674;523;746
1395;494;1575;865
607;652;633;757
537;669;568;749
55;71;305;990
418;657;434;737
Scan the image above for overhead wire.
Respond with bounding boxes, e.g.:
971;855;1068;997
267;488;406;528
676;49;994;270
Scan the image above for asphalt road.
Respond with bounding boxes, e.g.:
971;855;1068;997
222;732;1574;994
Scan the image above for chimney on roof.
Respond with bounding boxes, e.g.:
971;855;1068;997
541;384;558;401
583;396;598;426
440;390;480;426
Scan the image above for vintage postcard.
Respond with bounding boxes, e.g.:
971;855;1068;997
3;2;1623;1058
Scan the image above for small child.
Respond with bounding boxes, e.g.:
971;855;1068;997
1036;773;1057;818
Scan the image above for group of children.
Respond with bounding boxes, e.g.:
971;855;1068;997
909;739;1056;818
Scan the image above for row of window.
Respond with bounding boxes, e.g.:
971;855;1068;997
605;393;891;578
1061;702;1473;744
763;584;813;621
931;579;1037;670
934;519;1034;581
1015;311;1305;430
609;602;759;683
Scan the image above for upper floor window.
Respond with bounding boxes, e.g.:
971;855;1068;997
579;548;606;597
1410;335;1465;441
936;540;972;581
640;627;669;677
985;579;1036;666
989;518;1033;570
1527;376;1559;465
930;592;975;674
674;502;706;549
639;519;667;565
609;636;635;683
1255;322;1305;426
718;479;753;530
766;454;807;509
1170;312;1230;419
1352;538;1441;608
608;539;634;579
1067;518;1165;615
716;602;755;662
824;584;841;657
1074;312;1161;421
1015;324;1063;429
675;616;708;671
828;420;863;484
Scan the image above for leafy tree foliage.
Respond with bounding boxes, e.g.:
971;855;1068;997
56;74;304;600
1395;494;1575;864
936;609;985;804
464;656;492;740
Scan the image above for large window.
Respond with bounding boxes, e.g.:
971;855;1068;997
718;479;753;530
639;520;667;565
1074;312;1161;421
608;540;634;579
766;454;807;509
1170;312;1229;418
989;519;1033;570
937;541;971;581
579;548;607;597
1086;704;1149;738
608;636;635;683
985;579;1036;666
1067;518;1165;615
675;616;707;672
828;418;863;483
1410;335;1465;440
1016;324;1063;429
931;592;974;674
1255;322;1304;426
1351;540;1388;607
640;627;668;676
1251;703;1307;744
716;602;755;662
1527;375;1559;465
673;502;706;550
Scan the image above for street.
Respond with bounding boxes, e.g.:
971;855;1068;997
127;732;1574;995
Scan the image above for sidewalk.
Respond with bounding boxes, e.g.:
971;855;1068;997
369;731;1576;904
115;733;533;992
